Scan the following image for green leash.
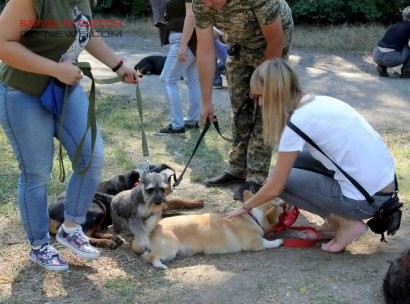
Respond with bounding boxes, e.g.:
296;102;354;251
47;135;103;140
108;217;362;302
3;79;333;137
57;62;147;182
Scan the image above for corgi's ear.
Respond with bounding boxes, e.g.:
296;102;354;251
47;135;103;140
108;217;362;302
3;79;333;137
161;168;175;181
266;205;281;226
243;190;253;201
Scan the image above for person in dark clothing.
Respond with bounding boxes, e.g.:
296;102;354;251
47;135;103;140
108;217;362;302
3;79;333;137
373;6;410;78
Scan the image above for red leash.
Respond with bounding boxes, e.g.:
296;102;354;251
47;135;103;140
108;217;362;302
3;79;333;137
264;205;320;248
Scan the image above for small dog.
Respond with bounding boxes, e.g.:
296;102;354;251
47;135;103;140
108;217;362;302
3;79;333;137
49;164;204;248
142;191;284;269
134;55;166;75
383;248;410;303
110;170;170;253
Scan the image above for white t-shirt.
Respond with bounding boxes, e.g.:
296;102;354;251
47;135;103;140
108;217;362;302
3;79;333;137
279;95;395;200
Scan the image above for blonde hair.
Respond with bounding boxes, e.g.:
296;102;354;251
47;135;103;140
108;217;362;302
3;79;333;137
250;59;303;146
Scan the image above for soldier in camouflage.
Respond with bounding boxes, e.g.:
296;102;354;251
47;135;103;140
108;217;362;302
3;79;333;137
192;0;293;201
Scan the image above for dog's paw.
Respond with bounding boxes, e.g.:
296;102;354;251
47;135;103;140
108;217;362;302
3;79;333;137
152;260;168;270
263;238;284;249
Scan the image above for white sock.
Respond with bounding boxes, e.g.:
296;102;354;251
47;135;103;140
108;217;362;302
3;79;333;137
32;244;42;250
62;224;78;234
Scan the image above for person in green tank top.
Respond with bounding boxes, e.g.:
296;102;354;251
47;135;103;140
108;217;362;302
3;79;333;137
0;0;140;271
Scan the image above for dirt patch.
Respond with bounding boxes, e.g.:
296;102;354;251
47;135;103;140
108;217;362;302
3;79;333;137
1;33;410;304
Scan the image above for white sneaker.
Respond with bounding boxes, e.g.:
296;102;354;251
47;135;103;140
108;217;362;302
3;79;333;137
56;225;100;259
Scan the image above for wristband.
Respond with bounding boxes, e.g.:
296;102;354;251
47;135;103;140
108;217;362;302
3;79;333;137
112;60;123;72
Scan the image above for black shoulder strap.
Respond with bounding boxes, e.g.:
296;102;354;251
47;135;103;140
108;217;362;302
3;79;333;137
287;121;374;204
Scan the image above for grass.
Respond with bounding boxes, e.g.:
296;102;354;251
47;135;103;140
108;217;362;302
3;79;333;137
0;23;408;304
292;23;386;53
0;90;408;209
0;21;407;213
114;18;388;54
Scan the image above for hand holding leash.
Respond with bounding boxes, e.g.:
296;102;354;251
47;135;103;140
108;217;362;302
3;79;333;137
200;101;216;124
115;64;141;84
54;61;83;86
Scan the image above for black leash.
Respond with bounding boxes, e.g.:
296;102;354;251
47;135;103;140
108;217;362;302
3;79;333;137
172;116;232;189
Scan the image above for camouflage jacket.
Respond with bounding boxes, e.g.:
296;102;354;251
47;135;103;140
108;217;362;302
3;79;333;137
192;0;293;50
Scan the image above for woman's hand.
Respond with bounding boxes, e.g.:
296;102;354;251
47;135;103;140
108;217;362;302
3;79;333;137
178;45;188;62
116;65;141;84
226;206;249;219
54;61;83;85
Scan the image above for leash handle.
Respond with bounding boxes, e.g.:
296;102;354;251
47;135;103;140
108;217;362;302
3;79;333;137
265;205;320;248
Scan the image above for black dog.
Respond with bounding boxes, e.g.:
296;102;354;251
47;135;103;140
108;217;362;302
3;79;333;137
134;55;166;75
383;248;410;303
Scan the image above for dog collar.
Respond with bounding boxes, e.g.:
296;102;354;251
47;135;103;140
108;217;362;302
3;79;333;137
246;210;265;232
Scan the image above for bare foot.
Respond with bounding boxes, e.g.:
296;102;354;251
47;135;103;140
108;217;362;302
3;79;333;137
321;220;368;253
298;230;336;240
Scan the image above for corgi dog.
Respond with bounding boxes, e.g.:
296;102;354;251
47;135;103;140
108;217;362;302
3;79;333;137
141;191;283;269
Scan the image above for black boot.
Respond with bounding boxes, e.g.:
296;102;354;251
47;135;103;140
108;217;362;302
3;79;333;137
233;181;262;202
377;65;389;77
204;173;245;187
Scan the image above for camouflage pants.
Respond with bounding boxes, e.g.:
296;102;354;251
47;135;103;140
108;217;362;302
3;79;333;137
224;50;271;185
223;28;293;184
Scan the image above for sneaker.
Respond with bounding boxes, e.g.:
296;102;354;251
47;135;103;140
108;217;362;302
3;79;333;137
56;225;100;259
213;78;223;89
154;124;185;135
233;181;262;202
29;243;69;271
184;121;199;130
377;65;389;77
400;72;410;78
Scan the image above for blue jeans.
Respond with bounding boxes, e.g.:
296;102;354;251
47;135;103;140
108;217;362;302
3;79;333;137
279;151;392;220
373;46;410;73
159;32;201;129
0;83;104;247
214;38;228;82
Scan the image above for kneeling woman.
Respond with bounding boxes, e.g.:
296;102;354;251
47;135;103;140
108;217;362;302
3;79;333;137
227;58;396;253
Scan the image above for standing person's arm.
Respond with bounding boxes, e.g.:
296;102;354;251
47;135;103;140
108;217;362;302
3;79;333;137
85;34;139;84
195;25;216;122
261;17;284;60
178;2;195;62
0;0;83;85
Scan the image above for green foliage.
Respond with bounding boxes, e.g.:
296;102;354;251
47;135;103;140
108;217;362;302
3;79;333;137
1;0;410;23
94;0;151;17
287;0;409;24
